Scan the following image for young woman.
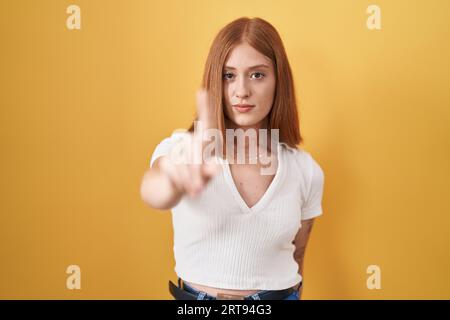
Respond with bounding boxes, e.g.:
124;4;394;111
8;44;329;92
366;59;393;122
140;17;325;300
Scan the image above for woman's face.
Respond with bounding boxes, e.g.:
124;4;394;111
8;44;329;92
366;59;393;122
222;42;276;129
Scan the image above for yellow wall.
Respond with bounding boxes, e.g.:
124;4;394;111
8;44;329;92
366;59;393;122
1;0;449;299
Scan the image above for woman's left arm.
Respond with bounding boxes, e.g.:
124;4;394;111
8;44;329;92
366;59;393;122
292;218;315;299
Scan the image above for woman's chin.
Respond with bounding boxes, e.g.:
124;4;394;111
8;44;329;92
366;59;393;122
229;116;261;128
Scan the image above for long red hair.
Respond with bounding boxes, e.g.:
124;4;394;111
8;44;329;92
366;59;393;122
188;17;302;149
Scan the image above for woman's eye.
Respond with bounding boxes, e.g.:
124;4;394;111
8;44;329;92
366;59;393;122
223;72;266;80
223;72;234;80
251;72;265;79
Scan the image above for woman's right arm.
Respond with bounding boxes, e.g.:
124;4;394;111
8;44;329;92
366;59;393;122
140;90;219;210
140;153;219;210
140;156;184;210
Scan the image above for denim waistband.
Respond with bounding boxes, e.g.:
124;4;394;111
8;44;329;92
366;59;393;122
180;279;298;300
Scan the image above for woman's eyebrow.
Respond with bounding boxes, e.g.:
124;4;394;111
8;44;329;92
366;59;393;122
224;64;270;70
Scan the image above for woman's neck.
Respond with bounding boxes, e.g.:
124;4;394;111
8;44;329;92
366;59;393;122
224;118;273;160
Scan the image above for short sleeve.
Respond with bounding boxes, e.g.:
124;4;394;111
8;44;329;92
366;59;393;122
149;130;188;168
301;156;325;220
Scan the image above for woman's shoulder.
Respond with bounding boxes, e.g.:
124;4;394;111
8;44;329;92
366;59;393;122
150;129;190;167
155;129;190;146
280;143;323;176
280;142;312;162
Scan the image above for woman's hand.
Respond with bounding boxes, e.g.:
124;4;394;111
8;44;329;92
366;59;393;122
158;89;221;198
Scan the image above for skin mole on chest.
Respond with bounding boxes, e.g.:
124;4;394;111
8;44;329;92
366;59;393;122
233;167;275;204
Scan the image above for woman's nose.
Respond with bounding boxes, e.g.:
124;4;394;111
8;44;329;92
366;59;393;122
235;78;250;98
236;91;249;99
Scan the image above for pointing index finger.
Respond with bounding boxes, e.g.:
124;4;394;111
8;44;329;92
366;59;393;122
194;89;221;169
196;89;217;132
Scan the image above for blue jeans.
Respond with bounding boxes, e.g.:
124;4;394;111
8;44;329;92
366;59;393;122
282;290;299;300
182;282;300;300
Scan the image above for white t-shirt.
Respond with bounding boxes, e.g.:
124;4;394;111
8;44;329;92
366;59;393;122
149;131;325;290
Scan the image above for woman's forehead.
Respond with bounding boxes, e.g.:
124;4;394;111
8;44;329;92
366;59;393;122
225;43;273;70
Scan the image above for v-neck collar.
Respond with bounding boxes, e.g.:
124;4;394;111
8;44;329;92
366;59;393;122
222;143;284;214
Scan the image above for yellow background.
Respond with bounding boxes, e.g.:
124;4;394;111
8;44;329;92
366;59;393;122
1;0;449;299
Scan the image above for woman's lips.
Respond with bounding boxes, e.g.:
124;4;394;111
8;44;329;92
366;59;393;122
233;104;255;113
